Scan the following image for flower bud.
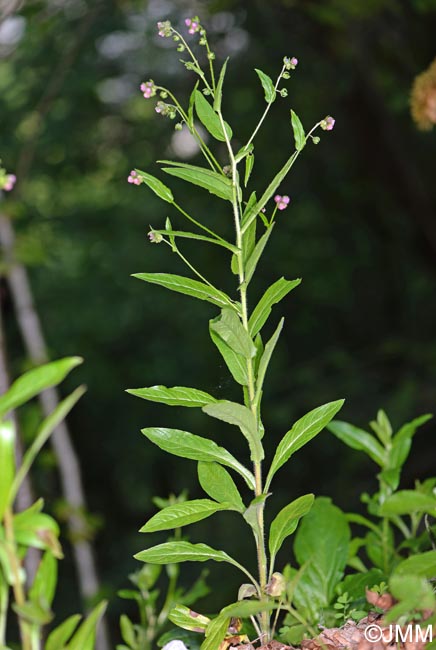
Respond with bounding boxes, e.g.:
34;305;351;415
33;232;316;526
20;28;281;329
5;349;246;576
265;572;286;597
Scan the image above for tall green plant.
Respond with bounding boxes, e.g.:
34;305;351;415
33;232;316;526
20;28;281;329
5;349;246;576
129;16;341;647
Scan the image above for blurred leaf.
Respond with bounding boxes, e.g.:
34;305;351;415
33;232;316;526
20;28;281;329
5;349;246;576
45;615;81;650
29;551;57;608
0;421;15;520
379;490;436;516
67;600;108;650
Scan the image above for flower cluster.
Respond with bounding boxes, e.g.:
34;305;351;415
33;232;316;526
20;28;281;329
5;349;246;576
127;170;141;185
284;56;298;70
185;17;201;35
0;163;16;192
155;101;177;119
410;57;436;130
274;195;290;211
140;80;156;99
321;116;335;131
157;20;172;38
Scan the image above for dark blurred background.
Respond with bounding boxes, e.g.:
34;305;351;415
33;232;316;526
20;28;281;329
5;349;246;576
1;0;436;642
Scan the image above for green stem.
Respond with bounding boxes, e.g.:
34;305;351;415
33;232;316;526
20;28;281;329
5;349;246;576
0;578;8;646
245;65;286;149
217;108;270;642
173;201;228;242
4;507;32;650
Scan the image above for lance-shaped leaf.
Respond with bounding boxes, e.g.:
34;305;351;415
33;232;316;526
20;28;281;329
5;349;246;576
244;225;274;286
142;427;255;489
135;170;174;203
379;491;436;516
222;600;275;618
160;161;233;201
140;499;228;533
29;551;57;608
13;503;62;557
244;153;254;187
203;400;263;462
269;494;314;560
213;58;229;112
209;323;248;386
255;318;284;402
198;461;245;512
148;228;238;253
127;385;217;408
290;110;305;151
266;400;344;489
195;90;232;142
327;420;385;466
393;550;436;579
390;414;432;469
0;421;15;520
132;273;231;309
0;357;82;420
249;277;302;337
201;615;230;650
169;604;210;632
46;615;81;650
210;308;256;359
135;541;239;567
67;600;108;650
255;69;276;103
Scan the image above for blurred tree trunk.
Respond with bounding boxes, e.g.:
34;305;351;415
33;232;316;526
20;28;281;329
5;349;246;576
0;213;110;650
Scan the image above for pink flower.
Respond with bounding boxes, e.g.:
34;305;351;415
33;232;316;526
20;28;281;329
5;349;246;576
185;17;200;35
290;57;298;67
140;80;156;99
3;174;16;191
321;116;335;131
274;194;290;211
127;170;141;185
157;21;172;38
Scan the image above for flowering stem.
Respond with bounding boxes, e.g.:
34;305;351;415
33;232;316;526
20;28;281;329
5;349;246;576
217;108;270;642
171;28;213;95
245;65;286;149
172;201;227;242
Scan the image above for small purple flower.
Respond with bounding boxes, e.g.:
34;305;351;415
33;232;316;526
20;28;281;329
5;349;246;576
274;195;290;211
290;57;298;67
321;116;335;131
127;170;141;186
284;56;298;70
148;230;163;243
3;174;16;191
140;80;156;99
185;17;200;35
157;20;172;38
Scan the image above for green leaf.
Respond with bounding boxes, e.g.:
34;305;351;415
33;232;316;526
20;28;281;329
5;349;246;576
13;505;62;557
201;615;230;650
11;386;85;502
213;58;229;112
249;277;301;337
379;490;436;516
12;600;53;625
149;228;238;253
169;604;210;632
67;601;108;650
0;357;83;420
135;541;239;568
390;414;432;469
235;143;254;163
221;600;275;618
127;385;217;408
161;162;233;201
46;615;81;650
386;574;435;622
142;427;255;489
134;170;174;203
327;420;385;466
209;322;248;386
210;308;255;359
120;615;136;647
198;461;244;512
29;551;57;608
244;153;254;187
140;499;227;533
290;110;305;151
202;400;263;462
293;498;350;620
255;318;284;402
243;494;269;542
269;494;314;560
244;226;274;286
132;273;231;309
255;69;276;103
194;90;232;142
0;421;15;520
266;400;344;489
393;550;436;578
187;82;199;128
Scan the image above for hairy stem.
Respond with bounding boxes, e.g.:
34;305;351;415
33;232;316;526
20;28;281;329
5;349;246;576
217;109;270;642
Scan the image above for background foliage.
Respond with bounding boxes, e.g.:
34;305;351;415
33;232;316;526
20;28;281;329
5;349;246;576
1;0;436;641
